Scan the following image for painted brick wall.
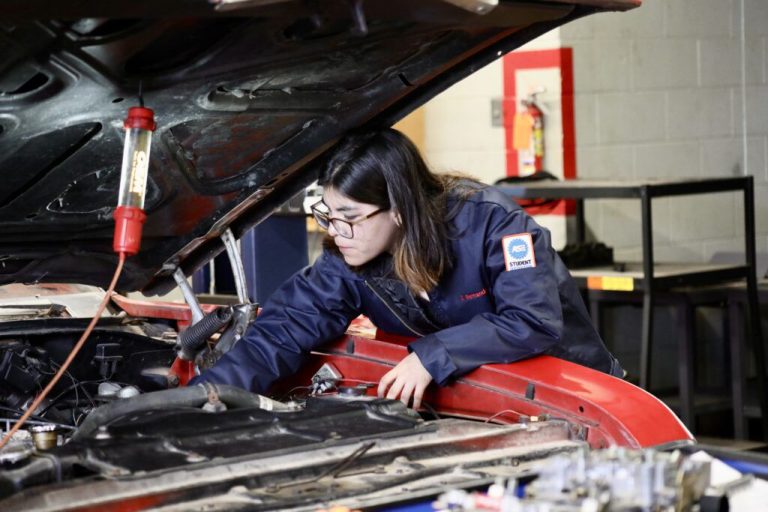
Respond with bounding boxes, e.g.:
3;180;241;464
422;30;561;184
421;31;577;248
561;0;768;272
421;0;768;273
414;2;768;391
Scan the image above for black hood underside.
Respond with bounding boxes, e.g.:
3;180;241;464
0;0;636;294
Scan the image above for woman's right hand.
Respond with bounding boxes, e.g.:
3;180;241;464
377;352;433;409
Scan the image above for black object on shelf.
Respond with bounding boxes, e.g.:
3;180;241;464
495;170;560;211
558;242;613;268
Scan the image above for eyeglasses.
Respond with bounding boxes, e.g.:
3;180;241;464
310;200;384;239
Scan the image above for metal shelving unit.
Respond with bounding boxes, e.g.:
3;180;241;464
500;176;766;437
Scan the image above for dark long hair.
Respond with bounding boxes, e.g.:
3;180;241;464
319;128;470;292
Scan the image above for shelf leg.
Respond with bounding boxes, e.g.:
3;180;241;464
639;187;655;390
640;291;654;390
744;177;767;440
677;297;696;431
729;299;747;439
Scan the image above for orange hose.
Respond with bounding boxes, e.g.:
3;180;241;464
0;252;126;451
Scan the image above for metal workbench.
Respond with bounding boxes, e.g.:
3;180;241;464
500;176;766;437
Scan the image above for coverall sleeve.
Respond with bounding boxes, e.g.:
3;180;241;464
409;207;564;386
189;253;361;393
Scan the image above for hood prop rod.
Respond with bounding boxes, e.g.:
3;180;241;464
214;228;257;355
169;228;255;367
171;267;205;324
221;228;249;304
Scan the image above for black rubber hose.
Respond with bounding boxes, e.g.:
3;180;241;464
71;384;270;441
0;456;59;500
175;307;233;361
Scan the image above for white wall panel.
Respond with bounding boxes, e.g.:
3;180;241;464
427;150;506;185
698;138;743;177
632;39;698;90
574;93;598;146
634;142;700;179
596;200;642;248
667;194;737;243
741;86;768;134
653;243;705;263
744;0;768;38
423;59;505;182
755;182;768;235
667;88;734;140
572;40;633;93
699;38;763;87
589;1;664;39
577;145;634;179
664;0;734;38
424;96;503;152
597;91;666;143
699;136;766;177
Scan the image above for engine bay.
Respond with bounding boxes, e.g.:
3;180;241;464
0;319;177;434
0;289;763;511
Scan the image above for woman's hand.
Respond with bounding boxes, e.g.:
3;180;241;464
377;352;433;409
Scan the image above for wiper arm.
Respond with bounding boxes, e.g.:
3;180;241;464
269;441;377;491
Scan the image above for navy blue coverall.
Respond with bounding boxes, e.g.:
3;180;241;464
191;185;623;392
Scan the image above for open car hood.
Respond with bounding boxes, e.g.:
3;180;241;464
0;0;639;294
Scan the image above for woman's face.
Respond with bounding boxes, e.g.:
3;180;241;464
322;186;401;266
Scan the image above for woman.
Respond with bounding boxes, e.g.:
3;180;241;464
191;129;623;408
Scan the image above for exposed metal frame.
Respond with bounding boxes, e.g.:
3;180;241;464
499;175;767;438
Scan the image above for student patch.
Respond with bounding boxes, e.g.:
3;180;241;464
502;233;536;271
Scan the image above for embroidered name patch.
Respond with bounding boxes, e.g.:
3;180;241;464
502;233;536;271
460;288;487;301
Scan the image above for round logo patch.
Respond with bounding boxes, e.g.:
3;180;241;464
502;233;536;271
507;238;529;260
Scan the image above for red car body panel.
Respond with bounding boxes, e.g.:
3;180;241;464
113;295;693;450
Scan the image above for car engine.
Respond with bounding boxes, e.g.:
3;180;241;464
0;294;760;511
0;316;178;439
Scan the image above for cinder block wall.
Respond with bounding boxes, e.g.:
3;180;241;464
414;1;768;393
421;0;768;273
422;30;561;184
561;0;768;271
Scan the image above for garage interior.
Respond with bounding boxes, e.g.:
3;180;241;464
414;0;768;445
2;0;768;509
193;0;768;446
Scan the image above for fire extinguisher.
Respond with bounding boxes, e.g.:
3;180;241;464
513;90;545;176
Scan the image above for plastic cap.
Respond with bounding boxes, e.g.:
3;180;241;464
124;106;156;131
113;205;147;255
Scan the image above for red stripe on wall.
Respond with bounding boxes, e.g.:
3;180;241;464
560;48;576;180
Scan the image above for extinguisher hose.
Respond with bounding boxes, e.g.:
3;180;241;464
0;252;126;451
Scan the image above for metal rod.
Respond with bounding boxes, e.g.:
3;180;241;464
743;177;768;439
576;198;585;243
172;268;204;323
729;299;747;438
221;228;250;304
677;299;695;431
639;186;655;390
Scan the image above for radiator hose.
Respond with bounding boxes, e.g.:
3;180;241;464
175;306;233;361
72;383;290;441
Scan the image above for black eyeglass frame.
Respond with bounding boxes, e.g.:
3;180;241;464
310;199;385;239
